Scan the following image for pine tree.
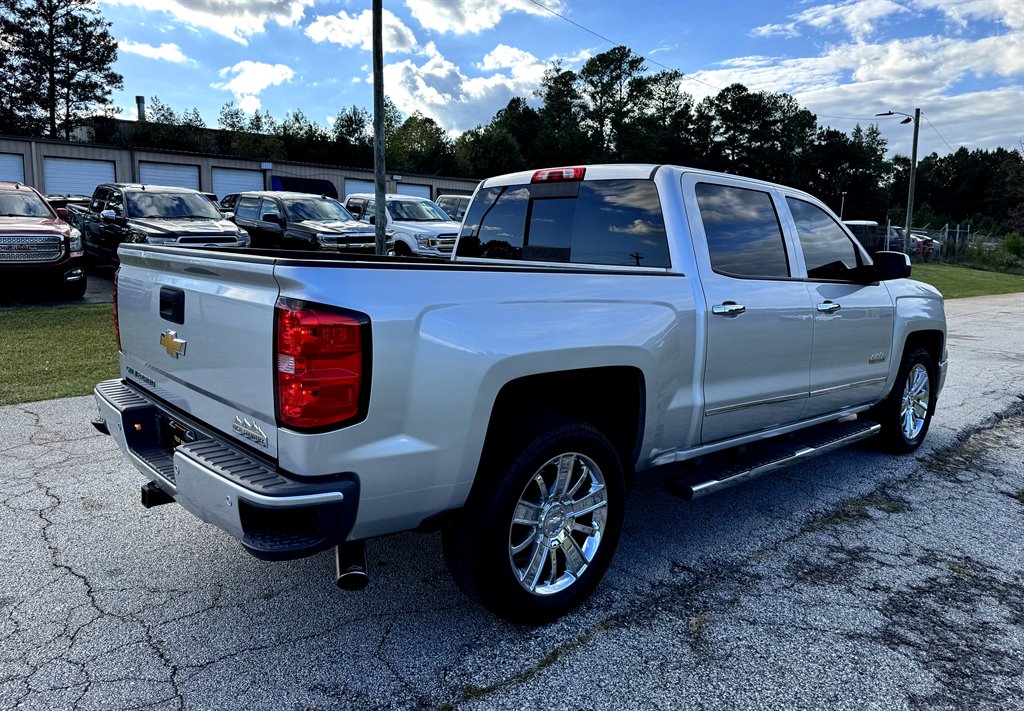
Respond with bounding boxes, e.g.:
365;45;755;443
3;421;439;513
0;0;123;138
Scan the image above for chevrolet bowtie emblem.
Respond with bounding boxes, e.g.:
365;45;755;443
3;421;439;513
159;330;187;358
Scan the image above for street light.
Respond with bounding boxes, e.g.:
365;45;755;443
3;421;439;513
839;191;847;219
876;108;921;254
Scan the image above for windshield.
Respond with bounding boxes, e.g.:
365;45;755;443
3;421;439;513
282;197;354;222
125;191;223;219
0;191;53;218
386;199;450;222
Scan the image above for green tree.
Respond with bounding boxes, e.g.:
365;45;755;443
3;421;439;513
534;62;590;166
0;0;122;138
578;46;651;160
389;111;453;174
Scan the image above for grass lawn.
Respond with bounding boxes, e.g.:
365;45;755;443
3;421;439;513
911;263;1024;299
0;303;119;406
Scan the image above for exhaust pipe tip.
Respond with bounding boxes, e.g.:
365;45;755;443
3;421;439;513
335;541;369;591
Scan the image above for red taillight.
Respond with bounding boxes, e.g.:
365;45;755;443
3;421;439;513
113;269;121;352
274;298;370;430
531;167;585;183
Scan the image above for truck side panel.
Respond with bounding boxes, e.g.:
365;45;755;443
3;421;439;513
273;264;698;539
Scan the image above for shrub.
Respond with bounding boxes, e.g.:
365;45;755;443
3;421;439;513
1003;232;1024;259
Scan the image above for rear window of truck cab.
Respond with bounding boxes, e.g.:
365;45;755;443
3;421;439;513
456;179;670;268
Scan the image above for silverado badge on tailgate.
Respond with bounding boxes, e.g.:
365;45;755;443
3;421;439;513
159;330;187;358
232;416;268;448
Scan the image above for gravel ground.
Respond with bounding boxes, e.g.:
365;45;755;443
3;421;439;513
0;293;1021;710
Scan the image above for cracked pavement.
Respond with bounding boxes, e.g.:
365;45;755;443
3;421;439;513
1;292;1022;710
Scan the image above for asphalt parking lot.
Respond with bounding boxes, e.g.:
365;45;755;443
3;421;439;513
1;293;1022;710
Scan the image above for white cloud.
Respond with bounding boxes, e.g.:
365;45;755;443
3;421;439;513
305;8;417;53
404;0;563;35
752;0;908;41
100;0;313;44
119;39;194;64
649;44;678;55
382;42;555;132
914;0;1024;30
751;0;1024;40
212;61;295;113
684;32;1024;154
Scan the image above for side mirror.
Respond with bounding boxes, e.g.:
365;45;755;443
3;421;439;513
263;213;284;227
100;209;117;222
367;214;376;225
873;251;911;280
56;208;69;220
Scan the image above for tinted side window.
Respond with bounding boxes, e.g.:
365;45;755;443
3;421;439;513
787;198;860;280
457;180;670;267
91;188;109;213
105;190;124;217
457;186;528;260
695;183;789;278
347;198;366;219
258;198;280;220
235;197;259;220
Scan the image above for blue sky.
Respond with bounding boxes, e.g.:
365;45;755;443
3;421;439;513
100;0;1023;157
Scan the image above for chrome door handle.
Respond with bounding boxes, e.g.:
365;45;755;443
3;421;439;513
817;301;841;313
712;302;746;316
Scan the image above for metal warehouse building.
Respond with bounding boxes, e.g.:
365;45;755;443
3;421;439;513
0;135;479;201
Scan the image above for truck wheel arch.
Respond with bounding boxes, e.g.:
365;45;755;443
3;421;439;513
471;366;646;497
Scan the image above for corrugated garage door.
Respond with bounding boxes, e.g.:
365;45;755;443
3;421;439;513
139;162;200;190
344;179;374;197
212;167;263;198
397;183;431;199
0;153;26;183
43;157;115;196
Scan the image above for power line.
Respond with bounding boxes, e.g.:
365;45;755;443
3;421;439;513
523;0;723;91
922;113;956;153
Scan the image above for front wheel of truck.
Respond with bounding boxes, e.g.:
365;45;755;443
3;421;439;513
872;346;936;453
442;416;625;625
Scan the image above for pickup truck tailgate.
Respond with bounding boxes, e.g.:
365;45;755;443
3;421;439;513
116;247;281;457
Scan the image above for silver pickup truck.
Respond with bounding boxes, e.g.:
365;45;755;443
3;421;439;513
93;164;947;624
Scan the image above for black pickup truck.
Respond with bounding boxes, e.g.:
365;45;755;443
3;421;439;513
68;183;250;265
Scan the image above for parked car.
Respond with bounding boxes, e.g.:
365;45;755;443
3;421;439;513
343;193;459;257
220;193;240;213
93;163;946;623
232;191;384;252
435;194;471;221
45;194;92;215
70;183;250;266
843;220;885;254
0;182;87;299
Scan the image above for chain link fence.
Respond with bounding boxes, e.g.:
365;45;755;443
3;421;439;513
848;222;1024;274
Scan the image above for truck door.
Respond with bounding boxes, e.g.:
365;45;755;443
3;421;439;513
101;188;129;255
682;175;813;444
783;196;894;418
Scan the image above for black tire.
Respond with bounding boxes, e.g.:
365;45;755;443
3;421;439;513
393;241;412;257
872;346;936;453
62;277;87;301
442;416;625;625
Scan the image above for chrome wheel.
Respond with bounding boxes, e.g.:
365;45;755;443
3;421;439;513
900;363;930;441
508;452;608;596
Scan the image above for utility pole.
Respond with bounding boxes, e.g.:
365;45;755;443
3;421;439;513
372;0;387;256
876;107;921;254
839;191;846;219
903;108;921;254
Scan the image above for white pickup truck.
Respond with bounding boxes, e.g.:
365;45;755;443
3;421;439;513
93;164;947;624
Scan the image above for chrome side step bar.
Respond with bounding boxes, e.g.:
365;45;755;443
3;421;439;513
665;419;881;501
